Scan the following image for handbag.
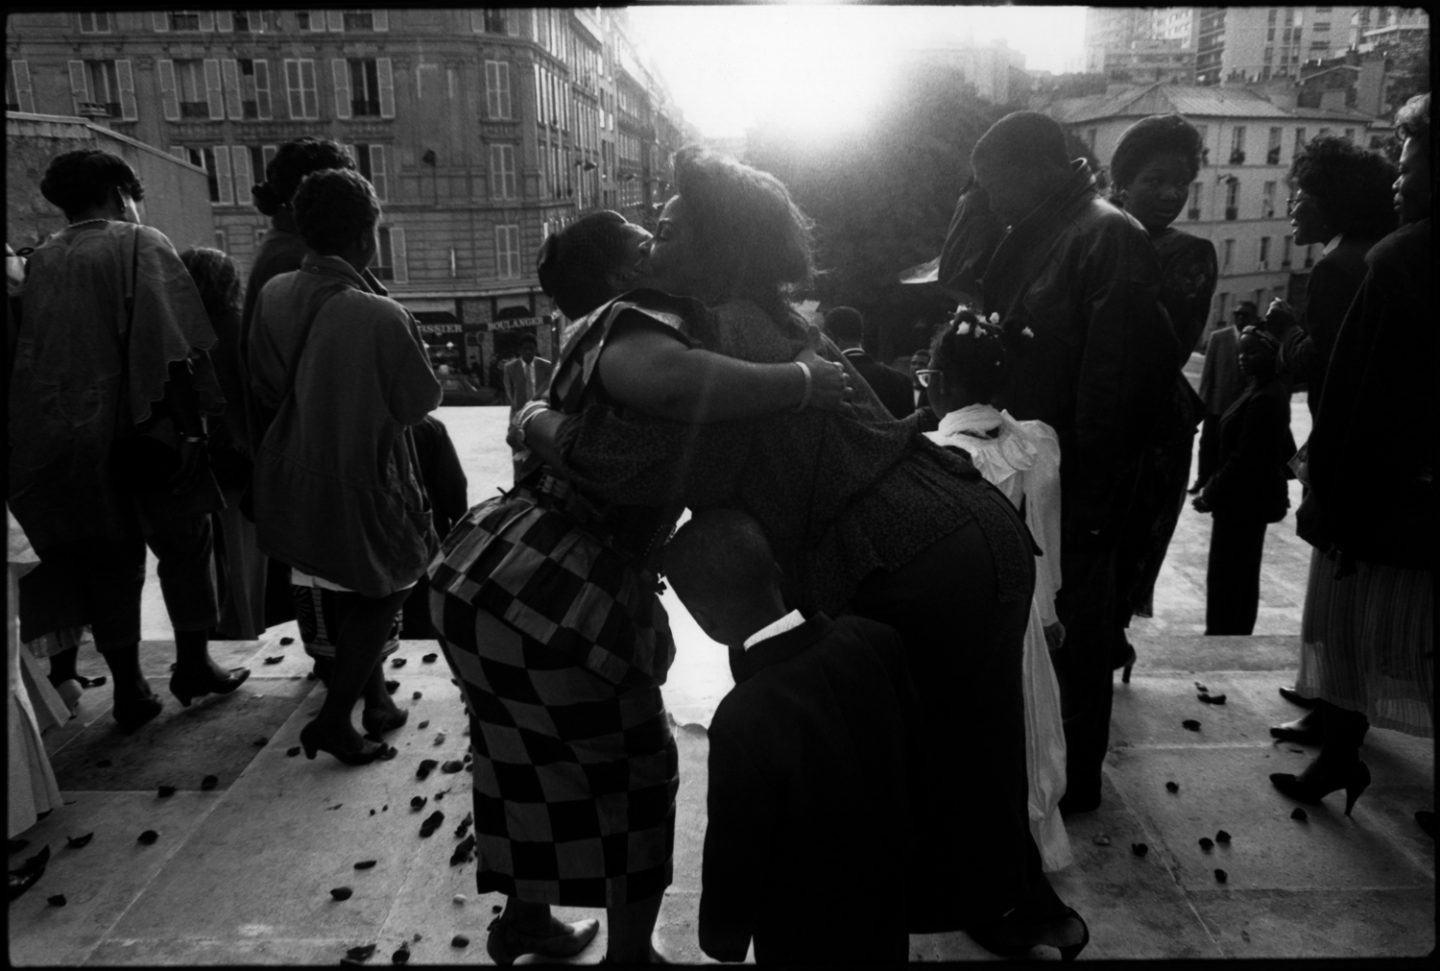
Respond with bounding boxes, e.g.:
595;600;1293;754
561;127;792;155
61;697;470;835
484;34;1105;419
106;224;224;519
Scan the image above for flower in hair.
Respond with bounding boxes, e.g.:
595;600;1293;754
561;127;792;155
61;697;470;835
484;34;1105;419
1021;327;1034;339
957;322;972;336
988;313;1000;325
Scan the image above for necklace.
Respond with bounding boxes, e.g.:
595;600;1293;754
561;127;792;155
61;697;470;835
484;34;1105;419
65;218;110;230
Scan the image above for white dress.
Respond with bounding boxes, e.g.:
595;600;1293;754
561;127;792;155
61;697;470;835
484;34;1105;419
8;507;63;838
927;404;1072;872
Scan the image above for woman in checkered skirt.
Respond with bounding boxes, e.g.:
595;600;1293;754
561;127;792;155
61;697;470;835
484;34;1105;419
520;149;1089;959
429;211;854;965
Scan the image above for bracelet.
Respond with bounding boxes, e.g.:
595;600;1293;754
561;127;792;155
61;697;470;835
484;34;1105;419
793;360;813;413
181;434;207;444
514;400;550;444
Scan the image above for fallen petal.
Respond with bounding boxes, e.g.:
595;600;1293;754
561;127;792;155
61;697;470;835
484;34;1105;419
1165;781;1180;793
1199;837;1214;851
287;746;301;758
1216;830;1232;844
411;796;428;811
1181;719;1201;731
422;653;438;664
441;760;464;774
385;680;400;694
354;860;377;870
280;636;295;645
1291;807;1308;821
416;759;438;781
345;943;376;961
453;894;467;904
391;658;407;668
1198;693;1227;705
1091;834;1111;847
1131;842;1148;857
137;830;159;845
157;785;176;798
65;833;94;850
47;894;67;907
1214;868;1228;883
331;886;354;901
412;691;422;700
391;946;410;965
201;775;219;791
451;934;470;948
417;721;430;730
251;737;268;747
263;656;285;665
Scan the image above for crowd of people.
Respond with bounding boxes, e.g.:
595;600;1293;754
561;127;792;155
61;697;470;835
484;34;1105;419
7;89;1431;960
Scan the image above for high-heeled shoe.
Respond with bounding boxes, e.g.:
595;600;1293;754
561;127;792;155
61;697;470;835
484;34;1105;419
1269;711;1323;745
113;692;163;732
8;846;50;901
1270;757;1371;817
485;916;600;966
361;707;408;738
169;666;251;707
1278;686;1317;708
968;903;1090;962
299;721;396;766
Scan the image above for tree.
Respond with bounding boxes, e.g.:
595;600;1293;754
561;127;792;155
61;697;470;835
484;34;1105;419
746;62;1006;359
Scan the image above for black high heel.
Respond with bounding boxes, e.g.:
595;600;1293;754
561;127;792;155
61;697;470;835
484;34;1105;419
1271;758;1371;817
1269;710;1324;745
1278;686;1317;708
169;666;251;707
361;707;408;738
299;721;396;766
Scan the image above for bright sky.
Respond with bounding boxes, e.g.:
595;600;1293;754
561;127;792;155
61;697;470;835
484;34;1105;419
625;2;1089;138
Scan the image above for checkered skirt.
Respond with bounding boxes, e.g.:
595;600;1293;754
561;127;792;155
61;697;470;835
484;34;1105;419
428;491;679;906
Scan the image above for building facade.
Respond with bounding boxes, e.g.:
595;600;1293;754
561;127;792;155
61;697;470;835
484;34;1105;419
4;7;689;381
1049;83;1388;343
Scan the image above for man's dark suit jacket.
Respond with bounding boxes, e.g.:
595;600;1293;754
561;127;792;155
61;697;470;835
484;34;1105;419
842;347;915;420
699;613;917;965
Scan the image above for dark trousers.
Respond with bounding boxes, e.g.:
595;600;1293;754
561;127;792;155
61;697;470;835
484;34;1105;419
850;509;1038;932
1205;513;1268;635
1195;412;1221;486
1052;528;1122;806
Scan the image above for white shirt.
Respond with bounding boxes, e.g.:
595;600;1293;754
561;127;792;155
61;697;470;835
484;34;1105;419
741;609;805;651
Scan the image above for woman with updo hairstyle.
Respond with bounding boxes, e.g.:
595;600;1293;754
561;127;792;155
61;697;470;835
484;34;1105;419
520;149;1088;957
1106;114;1219;676
921;309;1072;875
249;169;440;767
10;149;243;732
430;207;854;965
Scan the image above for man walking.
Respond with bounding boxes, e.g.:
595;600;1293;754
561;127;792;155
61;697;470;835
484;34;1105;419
1193;303;1253;492
502;334;551;481
823;306;914;419
963;111;1178;813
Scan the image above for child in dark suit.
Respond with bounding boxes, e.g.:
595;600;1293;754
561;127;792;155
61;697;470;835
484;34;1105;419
663;509;917;965
1194;325;1295;634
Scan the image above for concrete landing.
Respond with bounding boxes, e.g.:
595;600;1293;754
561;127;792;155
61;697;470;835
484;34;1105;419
9;403;1434;964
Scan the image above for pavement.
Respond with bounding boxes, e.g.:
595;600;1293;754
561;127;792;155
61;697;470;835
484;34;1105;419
8;370;1435;964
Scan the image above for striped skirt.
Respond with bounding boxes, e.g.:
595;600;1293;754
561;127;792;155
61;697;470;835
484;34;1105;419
1295;549;1434;738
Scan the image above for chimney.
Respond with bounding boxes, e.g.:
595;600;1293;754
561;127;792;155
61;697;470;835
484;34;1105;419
1319;88;1347;112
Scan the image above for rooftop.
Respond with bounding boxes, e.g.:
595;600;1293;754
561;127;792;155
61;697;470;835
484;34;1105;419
1049;82;1380;124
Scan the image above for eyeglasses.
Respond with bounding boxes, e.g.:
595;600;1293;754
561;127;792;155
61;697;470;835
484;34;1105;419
915;368;943;389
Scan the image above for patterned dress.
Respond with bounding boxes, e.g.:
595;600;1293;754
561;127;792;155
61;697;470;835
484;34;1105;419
427;293;696;907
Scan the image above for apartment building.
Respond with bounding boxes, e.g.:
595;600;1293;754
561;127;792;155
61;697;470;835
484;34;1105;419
1049;83;1386;341
1194;6;1362;85
4;7;688;377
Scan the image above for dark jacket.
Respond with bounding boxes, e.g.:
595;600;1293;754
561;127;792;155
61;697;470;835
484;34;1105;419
700;613;916;965
1302;219;1434;567
1279;234;1378;417
842;346;915;420
1201;376;1294;523
980;161;1178;534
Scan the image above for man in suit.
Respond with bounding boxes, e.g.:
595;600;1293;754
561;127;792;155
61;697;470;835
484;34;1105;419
502;334;551;482
822;306;914;419
502;335;551;415
1193;303;1252;492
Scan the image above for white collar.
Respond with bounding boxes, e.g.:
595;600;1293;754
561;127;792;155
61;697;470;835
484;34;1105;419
936;403;1004;439
1322;233;1343;257
741;609;805;651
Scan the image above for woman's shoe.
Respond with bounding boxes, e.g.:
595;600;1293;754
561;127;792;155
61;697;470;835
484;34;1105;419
361;706;409;738
1278;686;1317;709
1270;757;1371;817
113;692;163;732
169;666;251;708
485;916;601;966
298;721;396;766
969;904;1089;962
1270;711;1323;745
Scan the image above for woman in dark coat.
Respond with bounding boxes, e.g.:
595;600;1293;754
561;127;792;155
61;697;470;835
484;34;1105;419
1106;114;1217;676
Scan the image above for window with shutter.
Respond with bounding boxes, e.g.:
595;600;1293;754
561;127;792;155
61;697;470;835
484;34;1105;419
333;59;353;119
495;225;521;278
217;11;233;32
211;146;234;205
116;60;137;121
7;61;34;113
68;60;90;114
222;60;243;119
490;144;516;199
486;61;511;120
377;58;394;118
78;12;112;33
230;146;253;206
284;59;318;119
158;60;180;120
247;60;272;119
205;59;225;119
326;10;344;31
356;144;388;200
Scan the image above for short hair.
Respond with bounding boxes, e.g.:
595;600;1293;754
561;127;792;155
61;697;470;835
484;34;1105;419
971;111;1069;172
823;306;864;342
252;138;355;216
669;144;813;319
179;247;241;321
536;209;633;319
1290;135;1398;239
1109;114;1204;189
40;150;144;220
1396;92;1430;156
518;334;538;348
291;169;380;255
927;308;1016;405
662;509;779;610
1238;325;1279;377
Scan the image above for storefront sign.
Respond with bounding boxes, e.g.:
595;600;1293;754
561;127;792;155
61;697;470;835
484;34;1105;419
417;322;464;335
486;316;548;332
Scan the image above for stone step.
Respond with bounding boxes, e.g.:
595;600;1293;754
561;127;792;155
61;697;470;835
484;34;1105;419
1126;633;1304;674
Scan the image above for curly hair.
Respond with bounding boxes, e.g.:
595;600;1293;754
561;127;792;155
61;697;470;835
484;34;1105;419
179;247;241;321
971;111;1069;172
252;138;355;216
40;150;145;220
1289;134;1398;239
536;209;633;319
927;308;1020;406
1109;114;1204;190
669;144;813;322
1396;92;1430;155
291;169;380;256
